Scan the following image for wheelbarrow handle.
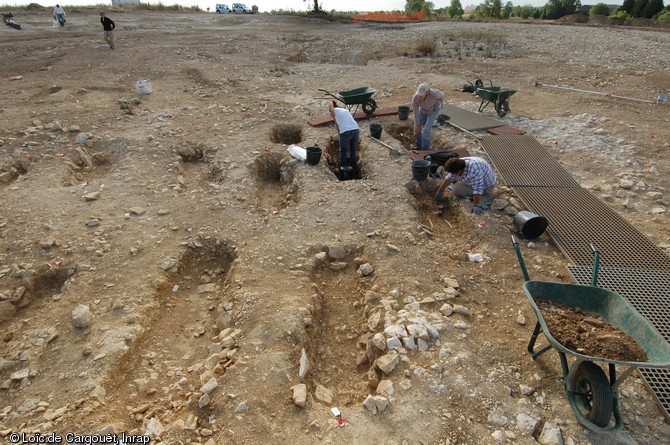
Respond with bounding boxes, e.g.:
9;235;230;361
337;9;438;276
590;243;601;287
511;236;531;282
319;89;339;101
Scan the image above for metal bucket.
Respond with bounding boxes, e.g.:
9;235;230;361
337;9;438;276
370;124;383;139
410;160;431;182
305;146;322;165
514;211;549;239
398;106;410;121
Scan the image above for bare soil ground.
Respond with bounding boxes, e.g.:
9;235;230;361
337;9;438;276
1;9;669;445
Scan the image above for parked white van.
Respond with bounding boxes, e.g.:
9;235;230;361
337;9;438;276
216;4;231;13
231;3;251;13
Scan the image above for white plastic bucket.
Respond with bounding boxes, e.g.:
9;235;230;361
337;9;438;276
134;80;152;95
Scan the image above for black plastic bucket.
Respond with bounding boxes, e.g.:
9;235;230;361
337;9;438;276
411;160;431;182
305;146;322;166
398;106;410;121
514;211;549;239
370;123;383;139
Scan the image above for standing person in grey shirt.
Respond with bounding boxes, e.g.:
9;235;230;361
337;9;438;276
412;82;444;151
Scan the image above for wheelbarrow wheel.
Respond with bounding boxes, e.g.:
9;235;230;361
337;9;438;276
495;99;510;117
362;99;378;115
569;361;613;428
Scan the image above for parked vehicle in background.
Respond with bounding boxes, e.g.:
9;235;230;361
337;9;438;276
231;3;252;13
216;4;231;13
251;5;259;13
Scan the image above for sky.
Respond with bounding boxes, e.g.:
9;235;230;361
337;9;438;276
7;0;625;13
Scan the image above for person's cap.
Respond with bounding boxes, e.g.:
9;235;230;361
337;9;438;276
416;83;429;96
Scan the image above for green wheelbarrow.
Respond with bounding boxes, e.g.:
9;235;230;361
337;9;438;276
319;87;378;115
512;236;670;433
469;78;517;117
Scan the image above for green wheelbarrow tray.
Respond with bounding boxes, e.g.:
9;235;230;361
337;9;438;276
468;78;517;117
476;86;517;117
513;236;670;433
319;87;378;115
337;87;376;102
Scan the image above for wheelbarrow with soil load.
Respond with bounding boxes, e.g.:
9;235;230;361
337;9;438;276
512;236;670;433
319;87;378;115
468;78;517;117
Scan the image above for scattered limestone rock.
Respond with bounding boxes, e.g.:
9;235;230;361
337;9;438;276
298;348;309;379
538;422;563;445
376;380;394;397
375;351;399;375
235;401;249;412
83;192;100;201
199;377;218;395
440;304;453;316
71;304;93;328
315;384;333;405
145;417;163;440
359;263;374;276
362;395;390;414
129;207;147;216
516;413;539;433
10;368;30;381
291;384;307;407
327;245;346;261
198;393;210;409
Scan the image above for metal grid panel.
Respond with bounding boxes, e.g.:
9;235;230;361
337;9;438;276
568;266;670;419
513;187;670;270
482;135;581;187
442;105;504;131
638;367;670;420
567;267;670;339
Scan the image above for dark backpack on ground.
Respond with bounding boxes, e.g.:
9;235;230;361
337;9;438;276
424;150;459;175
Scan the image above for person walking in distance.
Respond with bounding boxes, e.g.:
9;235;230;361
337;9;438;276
100;12;115;50
53;4;66;27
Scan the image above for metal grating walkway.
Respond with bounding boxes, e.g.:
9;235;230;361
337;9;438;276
568;267;670;339
512;187;670;270
480;133;670;420
568;266;670;417
442;105;504;131
482;135;580;187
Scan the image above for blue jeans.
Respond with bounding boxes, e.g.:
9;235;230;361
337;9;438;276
339;129;359;168
56;14;65;27
415;106;442;151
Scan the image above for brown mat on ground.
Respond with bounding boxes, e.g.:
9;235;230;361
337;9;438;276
307;107;398;127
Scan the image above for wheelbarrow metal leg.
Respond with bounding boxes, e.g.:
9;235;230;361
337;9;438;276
528;321;553;359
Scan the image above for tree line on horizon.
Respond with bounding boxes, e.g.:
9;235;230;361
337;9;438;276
403;0;668;21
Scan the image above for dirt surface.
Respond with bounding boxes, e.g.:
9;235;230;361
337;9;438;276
536;300;647;363
1;9;670;445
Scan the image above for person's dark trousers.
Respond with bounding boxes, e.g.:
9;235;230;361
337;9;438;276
339;129;359;168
